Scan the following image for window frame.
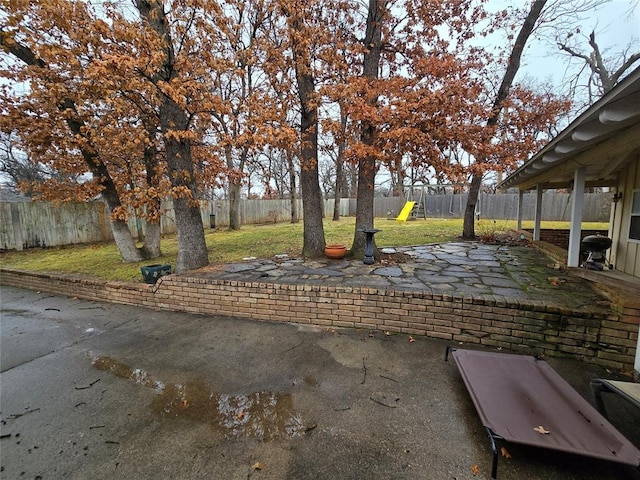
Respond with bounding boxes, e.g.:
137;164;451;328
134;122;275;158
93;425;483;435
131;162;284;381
629;189;640;243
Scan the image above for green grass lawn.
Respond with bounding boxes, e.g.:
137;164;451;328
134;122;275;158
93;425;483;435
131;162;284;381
0;217;608;282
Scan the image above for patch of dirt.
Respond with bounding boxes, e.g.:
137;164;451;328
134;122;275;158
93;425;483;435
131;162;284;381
479;229;531;246
378;252;414;265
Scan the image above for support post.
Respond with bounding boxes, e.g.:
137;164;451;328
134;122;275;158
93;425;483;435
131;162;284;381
567;167;586;267
635;324;640;381
533;185;543;241
517;189;524;231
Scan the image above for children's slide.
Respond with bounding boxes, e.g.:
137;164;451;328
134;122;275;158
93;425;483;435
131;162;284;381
396;201;416;221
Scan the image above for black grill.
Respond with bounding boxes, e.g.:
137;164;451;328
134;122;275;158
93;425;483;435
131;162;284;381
580;235;613;270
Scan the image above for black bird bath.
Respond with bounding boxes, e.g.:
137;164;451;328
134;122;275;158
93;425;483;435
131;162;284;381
358;228;381;265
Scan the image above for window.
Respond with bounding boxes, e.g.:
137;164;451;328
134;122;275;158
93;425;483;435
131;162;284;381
630;190;640;241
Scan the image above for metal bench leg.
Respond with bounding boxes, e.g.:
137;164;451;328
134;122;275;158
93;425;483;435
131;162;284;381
590;379;609;419
445;345;455;361
486;427;499;479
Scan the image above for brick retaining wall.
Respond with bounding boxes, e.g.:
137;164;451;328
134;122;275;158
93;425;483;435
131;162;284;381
523;229;609;250
1;268;636;372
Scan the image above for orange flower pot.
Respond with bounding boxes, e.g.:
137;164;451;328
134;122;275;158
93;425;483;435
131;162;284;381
325;244;347;259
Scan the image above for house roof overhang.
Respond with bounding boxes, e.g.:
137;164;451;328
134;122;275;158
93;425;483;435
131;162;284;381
498;67;640;191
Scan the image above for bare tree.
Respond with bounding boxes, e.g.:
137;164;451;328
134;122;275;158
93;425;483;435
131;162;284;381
532;0;639;105
558;30;640;103
0;133;49;195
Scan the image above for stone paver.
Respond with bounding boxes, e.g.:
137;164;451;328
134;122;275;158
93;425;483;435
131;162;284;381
190;241;605;310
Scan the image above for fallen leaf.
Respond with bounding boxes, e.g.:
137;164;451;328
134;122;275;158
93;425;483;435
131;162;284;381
501;447;511;458
534;425;550;434
251;462;264;470
408;336;415;343
237;411;244;420
471;464;479;476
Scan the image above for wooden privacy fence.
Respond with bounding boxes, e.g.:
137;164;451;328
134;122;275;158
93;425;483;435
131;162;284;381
0;192;611;250
0;201;111;250
371;192;611;221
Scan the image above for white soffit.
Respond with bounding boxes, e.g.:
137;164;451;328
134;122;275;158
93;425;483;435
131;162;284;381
571;121;618;141
499;67;640;190
600;99;640;124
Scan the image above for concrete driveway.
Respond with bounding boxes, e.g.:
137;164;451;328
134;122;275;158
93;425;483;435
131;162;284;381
1;286;638;479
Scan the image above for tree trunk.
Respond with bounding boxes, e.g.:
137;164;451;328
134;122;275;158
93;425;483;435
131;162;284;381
298;97;325;257
289;7;325;257
172;196;208;272
463;174;482;239
134;212;145;243
139;135;162;259
109;217;144;262
462;0;547;239
228;181;242;230
160;102;208;273
137;0;208;273
140;220;162;258
394;165;405;201
333;106;347;221
287;151;299;223
79;115;152;262
350;0;383;257
333;158;343;221
351;155;377;256
223;144;242;230
349;164;358;197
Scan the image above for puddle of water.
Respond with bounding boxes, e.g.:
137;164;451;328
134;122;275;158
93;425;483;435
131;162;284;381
303;375;318;386
92;356;164;392
91;355;303;440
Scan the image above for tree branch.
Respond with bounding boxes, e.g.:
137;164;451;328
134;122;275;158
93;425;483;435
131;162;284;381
489;0;547;126
557;42;592;64
588;31;612;91
610;52;640;85
0;29;46;67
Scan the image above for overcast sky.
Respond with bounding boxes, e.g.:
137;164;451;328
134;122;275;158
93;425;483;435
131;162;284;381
492;0;640;87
